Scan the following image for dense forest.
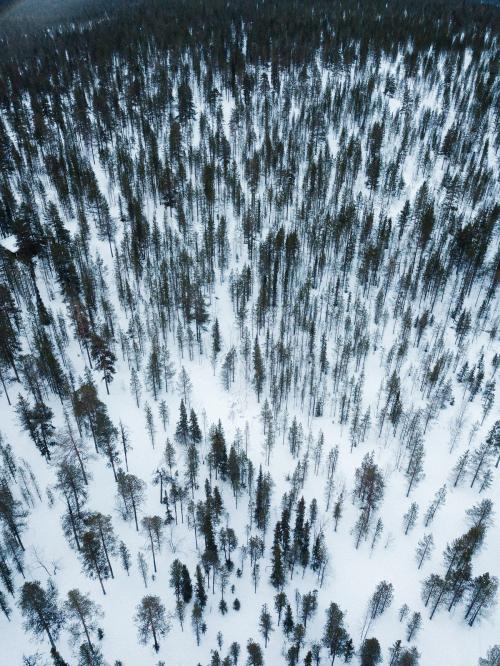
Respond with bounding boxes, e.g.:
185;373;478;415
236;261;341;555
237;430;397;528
0;1;499;664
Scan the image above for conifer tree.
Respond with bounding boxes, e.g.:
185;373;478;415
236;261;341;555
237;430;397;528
189;409;202;444
322;602;350;664
253;337;265;402
191;601;204;646
119;541;131;575
360;638;382;666
135;595;169;652
19;581;65;651
90;334;116;395
270;522;285;589
176;400;190;446
259;604;273;647
141;515;164;573
64;588;102;652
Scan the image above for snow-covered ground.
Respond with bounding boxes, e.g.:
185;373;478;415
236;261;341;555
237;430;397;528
0;19;498;666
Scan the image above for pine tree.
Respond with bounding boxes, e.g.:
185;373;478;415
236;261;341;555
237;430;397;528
212;318;222;369
80;530;110;595
469;439;494;488
159;400;169;432
175;598;186;630
229;642;241;665
118;421;132;472
176;400;190;446
50;647;70;666
144;403;156;448
283;603;294;638
195;564;207;608
94;410;120;479
137;551;149;588
368;581;394;620
90;334;116;394
19;581;65;651
259;604;273;647
301;590;318;628
406;612;421;641
415;534;434;569
388;640;402;666
403;502;418;534
490;420;500;468
0;556;14;595
481;381;495;423
77;642;105;666
135;595;169;652
274;592;287;625
452;450;470;487
17;396;55;460
170;559;184;602
246;640;264;666
84;512;117;579
0;284;21;393
322;602;350;664
479;645;500;666
0;588;11;620
176;367;192;405
466;499;494;530
146;341;162;400
343;639;355;663
210;421;228;479
181;564;193;603
333;492;344;532
141;515;164;573
270;522;285;589
119;541;131;575
191;601;204;646
253;337;265;402
64;588;102;651
360;638;382;666
423;486;446;527
464;573;498;626
189;408;202;444
0;477;27;551
116;471;145;530
406;441;425;496
186;442;200;497
130;367;141;407
254;467;272;533
370;518;383;553
73;377;105;453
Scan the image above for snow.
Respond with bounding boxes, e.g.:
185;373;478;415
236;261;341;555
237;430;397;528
0;35;498;666
0;234;18;253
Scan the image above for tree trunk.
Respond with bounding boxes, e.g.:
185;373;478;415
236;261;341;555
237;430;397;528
72;440;88;485
149;531;157;573
148;609;159;651
34;603;56;650
10;523;25;551
131;497;139;531
66;497;81;551
0;368;11;405
77;608;94;651
98;524;114;579
429;582;446;619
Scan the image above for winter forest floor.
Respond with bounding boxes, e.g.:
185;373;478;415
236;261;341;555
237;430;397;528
0;2;499;666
